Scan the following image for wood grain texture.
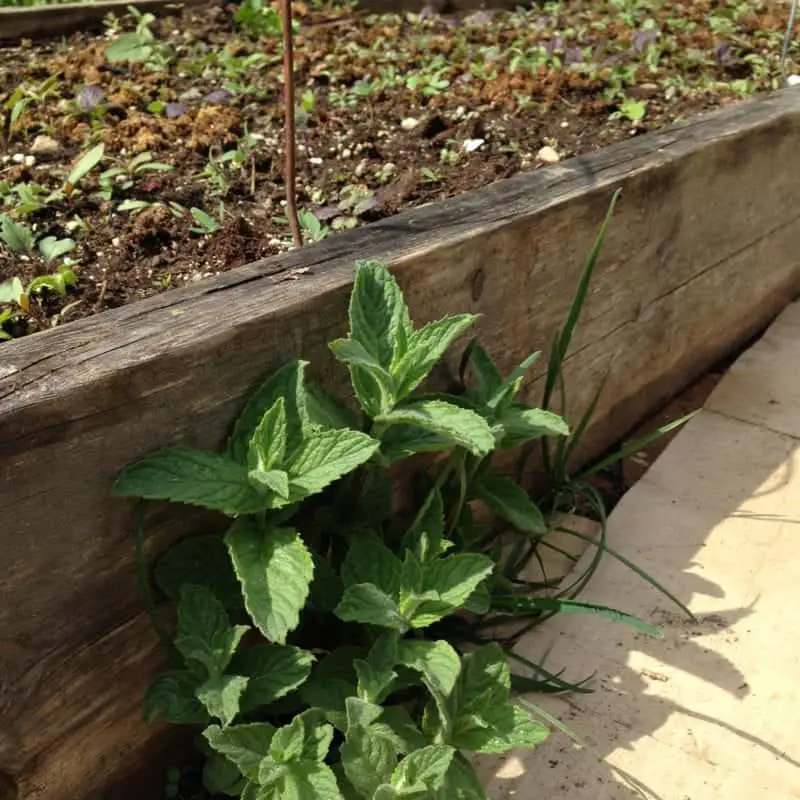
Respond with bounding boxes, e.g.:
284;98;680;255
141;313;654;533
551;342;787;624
0;0;216;41
2;90;800;797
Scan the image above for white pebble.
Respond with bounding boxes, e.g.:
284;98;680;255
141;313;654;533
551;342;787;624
12;153;25;164
788;75;800;87
354;158;369;177
463;138;485;153
401;117;420;131
537;146;560;164
341;148;352;159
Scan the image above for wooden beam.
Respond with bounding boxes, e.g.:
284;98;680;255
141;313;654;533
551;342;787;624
2;90;800;798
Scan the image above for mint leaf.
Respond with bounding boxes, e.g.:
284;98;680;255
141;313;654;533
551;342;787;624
231;644;315;712
329;337;394;386
335;584;408;632
373;707;427;754
465;342;502;405
486;351;540;412
496;406;569;448
154;534;241;610
403;486;446;563
248;468;290;498
299;647;363;728
112;446;264;515
257;759;344;800
197;674;249;728
378;424;453;463
204;722;276;781
474;474;546;535
354;633;398;702
247;397;287;474
341;730;396;798
225;519;314;644
398;640;460;701
394;314;476;399
228;360;309;465
424;554;494;609
286;427;379;503
392;745;455;794
341;534;402;596
306;383;358;430
473;705;549;754
435;756;486;800
143;671;210;725
203;751;246;796
175;584;249;678
376;400;494;457
349;260;410;370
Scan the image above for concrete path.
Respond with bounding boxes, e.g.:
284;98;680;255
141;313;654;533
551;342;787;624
480;302;800;799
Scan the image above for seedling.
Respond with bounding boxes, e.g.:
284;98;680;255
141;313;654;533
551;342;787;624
189;205;224;235
0;265;77;315
96;151;173;201
104;6;173;70
297;209;330;242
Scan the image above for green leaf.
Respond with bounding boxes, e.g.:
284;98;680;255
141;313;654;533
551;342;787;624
299;647;362;727
373;707;427;754
335;583;407;631
197;674;249;728
435;756;486;800
204;722;276;781
341;534;402;596
306;383;358;430
349;260;410;370
247;397;287;474
175;584;249;678
379;425;453;464
487;352;540;412
231;644;315;712
341;730;396;798
474;705;550;754
203;751;246;796
465;342;502;405
392;745;455;794
329;337;394;386
424;553;494;609
398;640;460;701
257;760;344;800
228;360;309;465
286;427;379;502
0;215;33;254
37;235;76;262
67;143;105;188
394;314;476;399
354;641;397;703
403;486;446;563
474;474;546;534
0;276;24;305
105;33;151;63
154;534;242;610
113;446;264;516
491;596;662;637
376;400;494;457
143;671;210;725
497;406;569;448
225;519;314;644
248;468;290;498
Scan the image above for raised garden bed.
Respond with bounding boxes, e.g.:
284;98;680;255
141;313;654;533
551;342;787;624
0;0;796;340
2;82;800;797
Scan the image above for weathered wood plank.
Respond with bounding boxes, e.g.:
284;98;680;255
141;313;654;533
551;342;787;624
2;91;800;798
0;0;216;41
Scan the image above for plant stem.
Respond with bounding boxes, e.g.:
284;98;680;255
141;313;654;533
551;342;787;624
280;0;302;248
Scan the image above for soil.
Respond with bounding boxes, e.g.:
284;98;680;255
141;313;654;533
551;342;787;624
0;0;796;340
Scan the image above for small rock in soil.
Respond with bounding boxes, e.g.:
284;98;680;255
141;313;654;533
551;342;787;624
30;135;61;155
537;145;560;164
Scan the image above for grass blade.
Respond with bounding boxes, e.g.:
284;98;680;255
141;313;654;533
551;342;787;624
554;522;696;620
577;411;698;480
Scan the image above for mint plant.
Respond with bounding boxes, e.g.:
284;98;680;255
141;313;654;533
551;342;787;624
114;256;663;799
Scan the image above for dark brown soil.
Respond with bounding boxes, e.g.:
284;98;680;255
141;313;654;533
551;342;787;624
0;0;795;339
